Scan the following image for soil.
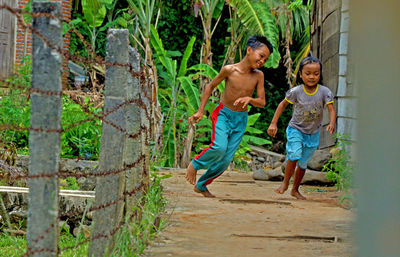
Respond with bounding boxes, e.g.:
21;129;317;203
144;169;354;257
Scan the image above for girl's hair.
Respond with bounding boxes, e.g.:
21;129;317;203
296;55;323;85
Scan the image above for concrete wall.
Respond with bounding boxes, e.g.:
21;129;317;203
312;0;356;148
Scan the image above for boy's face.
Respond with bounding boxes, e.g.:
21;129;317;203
247;45;271;69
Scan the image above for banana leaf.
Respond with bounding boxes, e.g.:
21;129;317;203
178;77;200;114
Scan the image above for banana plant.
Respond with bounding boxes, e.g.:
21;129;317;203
225;0;311;73
150;25;197;167
127;0;162;152
192;0;225;92
244;113;271;146
222;5;247;66
226;0;280;68
264;0;311;86
80;0;114;50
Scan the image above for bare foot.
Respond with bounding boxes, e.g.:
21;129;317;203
185;161;197;185
290;190;306;200
194;186;215;198
274;184;288;194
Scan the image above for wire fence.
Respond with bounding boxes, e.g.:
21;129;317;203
0;2;156;256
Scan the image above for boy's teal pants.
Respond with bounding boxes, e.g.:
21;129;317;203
192;103;248;192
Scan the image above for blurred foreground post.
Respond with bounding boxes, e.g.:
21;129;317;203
351;1;400;256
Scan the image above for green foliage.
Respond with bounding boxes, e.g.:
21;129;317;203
151;25;199;167
0;233;26;256
58;229;90;256
189;64;224;92
322;133;354;203
178;77;200;114
61;97;102;160
226;0;281;68
22;0;33;24
60;177;80;190
111;172;168;256
0;227;89;256
69;1;130;57
235;110;272;162
0;57;31;154
0;56;101;160
253;67;293;151
157;0;203;67
253;1;280;68
0;173;167;256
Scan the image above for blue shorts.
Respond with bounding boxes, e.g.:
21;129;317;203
286;126;319;170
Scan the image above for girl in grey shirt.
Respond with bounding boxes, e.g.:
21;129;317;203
267;56;336;200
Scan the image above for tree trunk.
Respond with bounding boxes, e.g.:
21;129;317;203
180;126;195;168
145;40;162;148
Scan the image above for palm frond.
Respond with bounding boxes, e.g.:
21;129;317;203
227;0;265;35
253;2;280;68
150;25;175;80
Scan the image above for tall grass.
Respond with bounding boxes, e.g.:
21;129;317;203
111;172;169;256
322;133;354;205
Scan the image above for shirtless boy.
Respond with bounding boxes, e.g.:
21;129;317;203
185;35;273;197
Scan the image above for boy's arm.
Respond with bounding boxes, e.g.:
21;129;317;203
233;71;266;109
326;103;336;134
267;99;290;137
188;66;230;125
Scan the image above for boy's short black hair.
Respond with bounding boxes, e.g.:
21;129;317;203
246;35;274;54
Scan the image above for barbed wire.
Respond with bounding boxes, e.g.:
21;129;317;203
0;3;157;256
23;181;147;256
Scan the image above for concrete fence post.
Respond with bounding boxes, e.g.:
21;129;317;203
27;2;63;257
141;71;151;188
88;29;130;256
123;47;145;217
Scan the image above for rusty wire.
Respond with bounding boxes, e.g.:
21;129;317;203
0;4;155;256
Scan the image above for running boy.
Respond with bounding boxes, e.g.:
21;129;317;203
267;56;336;200
185;35;273;197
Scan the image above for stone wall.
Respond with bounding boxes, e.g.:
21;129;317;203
0;155;97;234
249;145;334;185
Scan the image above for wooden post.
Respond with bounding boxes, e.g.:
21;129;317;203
0;0;16;80
27;2;62;256
88;29;130;256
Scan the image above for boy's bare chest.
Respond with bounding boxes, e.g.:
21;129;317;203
226;72;258;91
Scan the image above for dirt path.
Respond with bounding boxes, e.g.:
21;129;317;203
144;169;354;257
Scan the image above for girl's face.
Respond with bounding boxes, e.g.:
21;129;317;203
300;62;321;87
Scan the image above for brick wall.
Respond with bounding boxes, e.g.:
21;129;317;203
16;0;72;88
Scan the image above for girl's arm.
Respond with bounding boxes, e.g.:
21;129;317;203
326;103;336;134
267;99;290;137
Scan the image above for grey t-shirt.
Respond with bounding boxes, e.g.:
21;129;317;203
285;84;334;134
